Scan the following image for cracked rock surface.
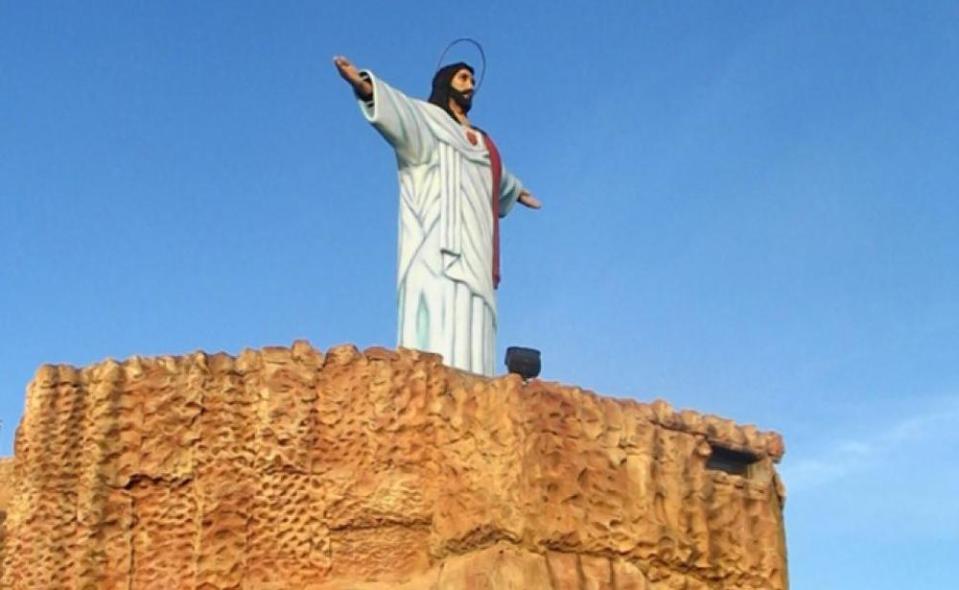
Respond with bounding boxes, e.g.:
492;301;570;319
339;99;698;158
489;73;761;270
0;342;787;589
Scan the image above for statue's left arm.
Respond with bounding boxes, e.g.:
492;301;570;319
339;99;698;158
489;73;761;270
499;166;542;217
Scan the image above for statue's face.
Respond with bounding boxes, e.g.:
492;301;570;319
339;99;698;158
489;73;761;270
450;68;475;99
449;68;475;114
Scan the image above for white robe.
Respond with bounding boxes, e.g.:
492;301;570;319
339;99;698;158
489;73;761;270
357;71;525;376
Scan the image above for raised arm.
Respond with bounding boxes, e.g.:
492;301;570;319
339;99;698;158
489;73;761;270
333;55;434;165
334;55;372;99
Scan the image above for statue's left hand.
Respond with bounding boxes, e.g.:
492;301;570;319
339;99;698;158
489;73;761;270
518;191;542;209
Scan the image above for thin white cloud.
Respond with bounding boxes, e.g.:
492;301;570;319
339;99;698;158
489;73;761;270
783;457;850;489
835;440;872;456
782;394;959;493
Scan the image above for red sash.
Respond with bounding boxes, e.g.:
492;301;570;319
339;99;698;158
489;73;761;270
482;133;503;289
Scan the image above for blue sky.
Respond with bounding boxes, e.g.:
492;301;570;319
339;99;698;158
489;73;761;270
1;1;956;587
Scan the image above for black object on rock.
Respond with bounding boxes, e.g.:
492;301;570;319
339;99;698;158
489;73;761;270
505;346;541;380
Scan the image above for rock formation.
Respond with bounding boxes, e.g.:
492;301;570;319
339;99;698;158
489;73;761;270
0;342;787;589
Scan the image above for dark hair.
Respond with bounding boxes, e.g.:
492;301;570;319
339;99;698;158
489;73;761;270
428;62;474;121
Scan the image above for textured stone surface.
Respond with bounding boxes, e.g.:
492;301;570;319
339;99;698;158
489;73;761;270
0;342;787;589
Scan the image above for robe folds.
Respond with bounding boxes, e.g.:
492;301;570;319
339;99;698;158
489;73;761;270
357;70;525;376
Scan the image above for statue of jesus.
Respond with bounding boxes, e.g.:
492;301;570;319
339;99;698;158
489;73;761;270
334;55;541;376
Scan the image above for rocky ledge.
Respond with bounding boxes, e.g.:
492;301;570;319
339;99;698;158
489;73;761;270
0;342;786;589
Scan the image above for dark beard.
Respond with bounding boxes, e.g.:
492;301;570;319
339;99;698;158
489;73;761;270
450;88;472;113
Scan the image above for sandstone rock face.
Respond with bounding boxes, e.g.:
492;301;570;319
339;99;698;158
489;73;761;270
0;342;787;589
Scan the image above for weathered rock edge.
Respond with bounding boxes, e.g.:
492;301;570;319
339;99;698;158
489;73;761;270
0;342;787;589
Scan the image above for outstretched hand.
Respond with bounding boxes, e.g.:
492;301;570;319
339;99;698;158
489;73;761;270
333;55;372;98
518;191;542;209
